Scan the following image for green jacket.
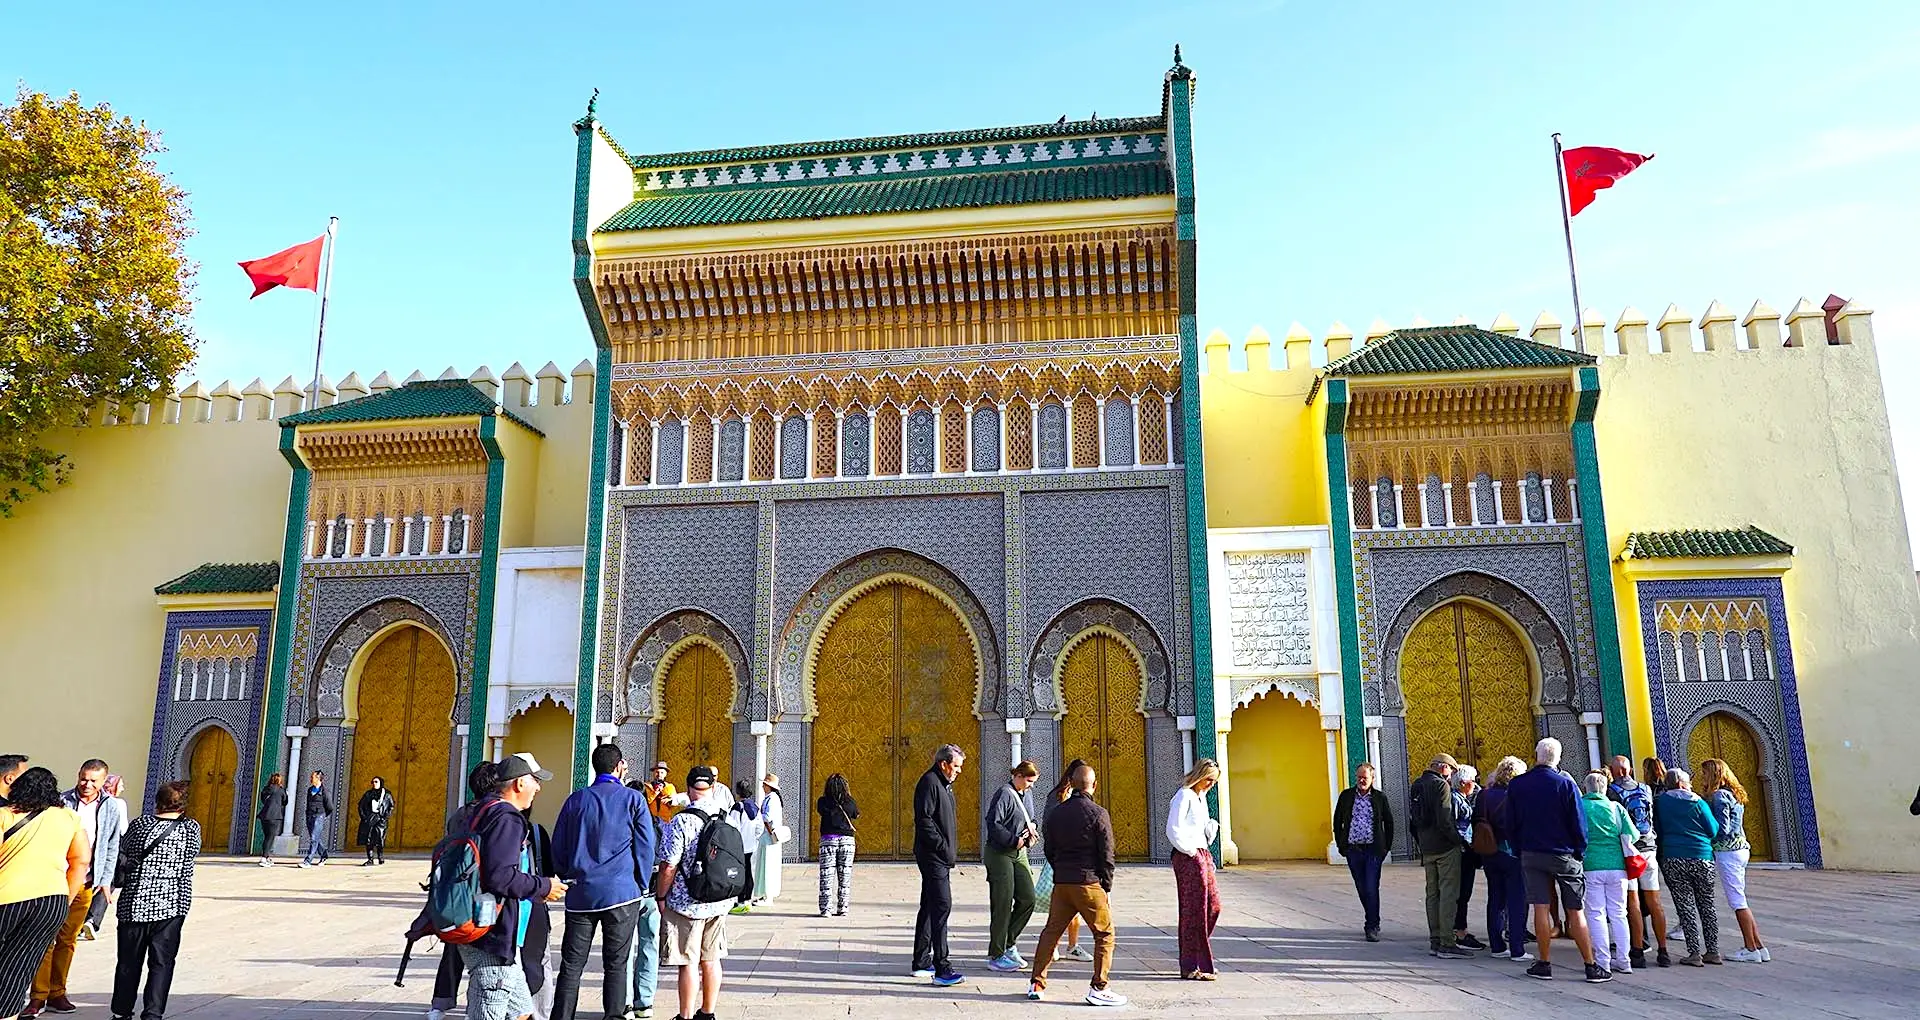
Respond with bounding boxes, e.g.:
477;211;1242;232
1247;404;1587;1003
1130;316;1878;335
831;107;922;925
1579;792;1635;872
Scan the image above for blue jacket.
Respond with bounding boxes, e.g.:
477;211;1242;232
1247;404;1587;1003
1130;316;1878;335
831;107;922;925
552;774;655;912
1504;766;1588;856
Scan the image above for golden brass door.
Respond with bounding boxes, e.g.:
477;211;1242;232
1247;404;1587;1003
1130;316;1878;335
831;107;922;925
349;627;455;852
810;582;980;858
1398;602;1536;779
1687;712;1774;861
1059;635;1149;859
185;726;236;853
657;643;735;777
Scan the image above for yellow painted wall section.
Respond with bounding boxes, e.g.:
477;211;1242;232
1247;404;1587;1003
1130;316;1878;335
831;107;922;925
506;699;577;832
1226;693;1332;860
513;364;595;549
0;416;289;802
1592;307;1920;871
1199;329;1329;529
493;419;542;549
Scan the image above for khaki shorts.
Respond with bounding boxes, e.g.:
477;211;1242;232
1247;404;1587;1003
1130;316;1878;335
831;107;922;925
660;906;728;966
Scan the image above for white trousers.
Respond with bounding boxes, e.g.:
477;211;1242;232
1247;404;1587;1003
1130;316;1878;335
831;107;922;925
1582;869;1629;970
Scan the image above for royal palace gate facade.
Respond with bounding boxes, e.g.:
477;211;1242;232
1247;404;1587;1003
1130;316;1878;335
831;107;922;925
571;61;1212;862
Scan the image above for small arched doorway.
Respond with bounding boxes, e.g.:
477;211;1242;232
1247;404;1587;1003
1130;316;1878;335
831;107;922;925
1687;711;1774;861
509;696;576;833
348;625;455;852
657;643;736;778
184;726;238;854
1225;691;1331;860
809;580;980;858
1399;599;1537;780
1058;633;1150;859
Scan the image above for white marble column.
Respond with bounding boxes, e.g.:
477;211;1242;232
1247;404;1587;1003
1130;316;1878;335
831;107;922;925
1323;714;1344;865
751;721;773;788
1213;722;1238;865
1365;715;1384;772
1006;717;1025;766
1581;712;1605;772
275;727;309;857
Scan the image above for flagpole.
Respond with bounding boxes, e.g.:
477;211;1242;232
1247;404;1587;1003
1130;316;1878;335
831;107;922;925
307;217;340;410
1551;133;1587;354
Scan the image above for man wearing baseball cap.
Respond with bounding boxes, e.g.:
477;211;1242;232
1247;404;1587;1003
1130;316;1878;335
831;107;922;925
639;762;682;825
459;753;566;1020
655;766;730;1020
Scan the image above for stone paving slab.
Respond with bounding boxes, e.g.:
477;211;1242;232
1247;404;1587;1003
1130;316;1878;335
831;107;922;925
52;858;1920;1019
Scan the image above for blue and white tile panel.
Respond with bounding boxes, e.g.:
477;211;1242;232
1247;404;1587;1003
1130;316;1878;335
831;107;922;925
638;133;1169;193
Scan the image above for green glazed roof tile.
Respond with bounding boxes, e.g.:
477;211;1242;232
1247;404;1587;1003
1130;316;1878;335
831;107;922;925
597;162;1171;232
1623;527;1794;560
1323;325;1596;377
155;562;281;596
623;116;1163;170
280;379;544;436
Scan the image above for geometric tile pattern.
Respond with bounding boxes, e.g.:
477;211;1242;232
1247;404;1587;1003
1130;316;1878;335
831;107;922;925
613;501;762;698
1026;598;1172;718
1021;488;1175;669
621;608;753;723
145;608;272;854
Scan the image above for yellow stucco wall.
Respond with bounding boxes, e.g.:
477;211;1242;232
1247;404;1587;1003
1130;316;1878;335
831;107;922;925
0;415;289;801
506;698;577;832
1225;692;1333;860
513;368;594;549
1593;314;1920;871
1199;330;1329;529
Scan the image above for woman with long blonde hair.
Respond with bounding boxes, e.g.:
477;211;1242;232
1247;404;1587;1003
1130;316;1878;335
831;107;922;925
1166;759;1223;979
1699;758;1768;962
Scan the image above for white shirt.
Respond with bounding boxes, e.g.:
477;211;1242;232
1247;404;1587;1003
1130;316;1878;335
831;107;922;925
760;792;784;841
77;796;102;848
1166;787;1218;856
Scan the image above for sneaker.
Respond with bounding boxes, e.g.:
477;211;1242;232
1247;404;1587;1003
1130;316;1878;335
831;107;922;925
1508;952;1534;962
1629;948;1647;969
21;1000;43;1018
1703;951;1723;965
1456;934;1486;950
819;910;831;918
1757;947;1771;962
1026;982;1042;1001
1434;945;1475;959
1084;988;1127;1008
1677;953;1704;967
692;1012;715;1020
988;952;1023;972
1584;964;1612;983
729;903;752;915
78;922;96;941
1726;948;1764;963
911;968;936;979
362;859;377;867
632;1006;653;1019
1612;962;1633;975
298;860;312;869
1526;961;1553;980
46;998;77;1015
426;1010;448;1020
259;858;275;868
833;910;847;917
1009;948;1028;967
1657;948;1672;968
1364;929;1380;943
1063;945;1094;963
932;971;965;987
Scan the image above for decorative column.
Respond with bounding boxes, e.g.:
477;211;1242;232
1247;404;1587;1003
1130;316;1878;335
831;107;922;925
834;410;847;477
455;725;470;780
1542;478;1558;523
1466;483;1481;527
1129;395;1143;465
649;420;661;487
1323;714;1344;864
1177;714;1196;773
1441;480;1455;526
304;520;318;559
1005;717;1025;766
439;515;454;555
359;518;374;557
710;414;722;485
488;722;507;761
1581;712;1605;771
592;722;618;748
1029;405;1040;472
1492;480;1506;525
276;726;308;856
322;517;338;558
1213;720;1237;865
1567;479;1582;522
1365;715;1383;771
1164;399;1176;465
751;721;773;788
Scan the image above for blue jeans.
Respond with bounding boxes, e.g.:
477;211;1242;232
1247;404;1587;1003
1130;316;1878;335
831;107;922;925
303;815;331;864
626;896;660;1009
1344;845;1384;931
1483;851;1527;955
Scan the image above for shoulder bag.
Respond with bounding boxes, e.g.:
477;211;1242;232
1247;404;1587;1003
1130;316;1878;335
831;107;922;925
2;808;47;843
114;818;184;889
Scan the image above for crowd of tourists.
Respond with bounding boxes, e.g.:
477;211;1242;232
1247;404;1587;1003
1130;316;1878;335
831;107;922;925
1338;738;1770;985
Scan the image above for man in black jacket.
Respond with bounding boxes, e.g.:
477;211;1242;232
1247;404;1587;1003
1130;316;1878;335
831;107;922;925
1026;764;1125;1008
911;744;965;986
1410;754;1472;958
1333;763;1394;941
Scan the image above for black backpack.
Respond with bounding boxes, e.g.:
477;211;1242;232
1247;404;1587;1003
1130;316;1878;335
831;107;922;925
1409;774;1442;834
681;807;751;903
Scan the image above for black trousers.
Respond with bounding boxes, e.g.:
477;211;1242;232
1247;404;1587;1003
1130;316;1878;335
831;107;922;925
111;915;185;1020
912;860;953;973
553;901;638;1020
1455;849;1481;931
364;826;387;861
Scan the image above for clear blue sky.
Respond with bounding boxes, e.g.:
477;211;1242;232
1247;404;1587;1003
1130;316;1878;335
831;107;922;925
10;2;1919;555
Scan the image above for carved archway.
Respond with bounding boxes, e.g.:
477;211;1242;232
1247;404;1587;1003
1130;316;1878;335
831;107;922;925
308;598;461;726
779;549;1001;721
621;609;752;723
1379;571;1576;715
1028;599;1172;718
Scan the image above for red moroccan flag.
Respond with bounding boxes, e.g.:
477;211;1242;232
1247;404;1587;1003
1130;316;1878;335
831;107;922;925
1562;146;1653;215
237;234;326;298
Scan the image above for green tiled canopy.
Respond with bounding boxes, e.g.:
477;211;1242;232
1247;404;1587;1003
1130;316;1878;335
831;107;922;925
155;562;281;596
280;379;543;436
1622;526;1794;559
620;116;1164;171
1323;325;1596;376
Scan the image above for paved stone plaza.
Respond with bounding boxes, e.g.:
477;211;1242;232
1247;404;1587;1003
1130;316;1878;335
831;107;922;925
54;858;1918;1019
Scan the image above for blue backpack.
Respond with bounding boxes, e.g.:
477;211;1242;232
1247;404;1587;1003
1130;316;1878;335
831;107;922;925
1610;780;1653;836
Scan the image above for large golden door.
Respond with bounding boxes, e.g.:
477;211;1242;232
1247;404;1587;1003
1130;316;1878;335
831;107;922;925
1688;712;1774;861
1399;601;1536;779
184;727;237;853
348;626;455;852
811;583;979;858
1059;635;1150;859
657;644;735;776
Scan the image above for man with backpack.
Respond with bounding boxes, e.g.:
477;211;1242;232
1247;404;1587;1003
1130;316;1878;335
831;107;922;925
551;742;654;1020
653;765;748;1020
1409;753;1473;959
460;753;567;1020
1608;755;1671;968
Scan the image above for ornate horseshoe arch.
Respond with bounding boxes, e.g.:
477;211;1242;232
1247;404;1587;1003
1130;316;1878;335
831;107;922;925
1028;599;1173;718
1378;571;1575;716
779;549;1001;721
308;598;461;726
621;609;752;723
